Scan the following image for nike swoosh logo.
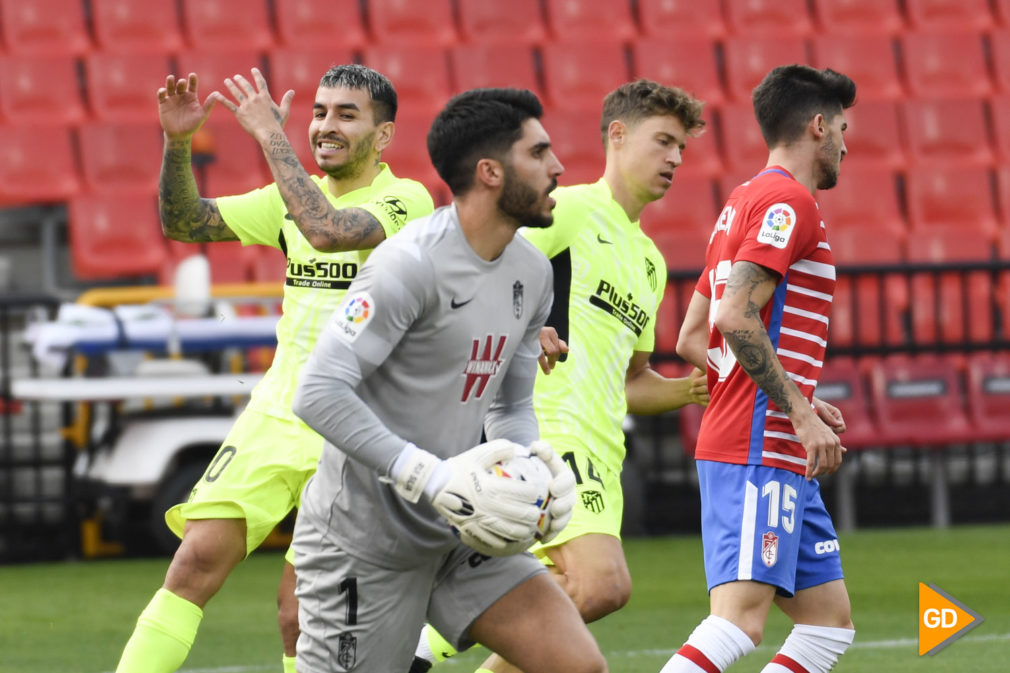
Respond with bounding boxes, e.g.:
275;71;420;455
597;233;613;244
450;297;473;309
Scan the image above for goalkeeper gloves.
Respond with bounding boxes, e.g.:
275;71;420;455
526;440;576;543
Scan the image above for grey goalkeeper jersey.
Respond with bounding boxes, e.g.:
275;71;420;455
294;204;553;568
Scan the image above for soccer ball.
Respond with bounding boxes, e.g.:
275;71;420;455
492;450;553;541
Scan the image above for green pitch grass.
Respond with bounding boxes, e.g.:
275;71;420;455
3;525;1008;673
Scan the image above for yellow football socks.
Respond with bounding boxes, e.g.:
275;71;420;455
116;588;203;673
282;654;297;673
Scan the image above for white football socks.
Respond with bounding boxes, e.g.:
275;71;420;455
760;624;855;672
661;615;756;672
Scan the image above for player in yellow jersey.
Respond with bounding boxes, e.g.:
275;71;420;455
411;80;709;673
115;64;434;673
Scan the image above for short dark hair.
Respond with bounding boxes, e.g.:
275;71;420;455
427;88;544;196
318;64;397;123
600;79;706;146
752;65;856;148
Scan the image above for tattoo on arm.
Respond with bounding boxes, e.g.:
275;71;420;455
264;131;384;252
159;138;235;242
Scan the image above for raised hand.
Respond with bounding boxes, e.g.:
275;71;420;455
157;73;217;141
209;67;295;144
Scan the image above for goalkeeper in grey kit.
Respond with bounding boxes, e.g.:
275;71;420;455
291;88;607;673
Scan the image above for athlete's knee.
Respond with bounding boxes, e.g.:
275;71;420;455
566;562;632;622
164;521;246;602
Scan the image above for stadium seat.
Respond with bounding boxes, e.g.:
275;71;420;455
647;226;711;274
906;164;999;236
814;358;878;449
193;117;272;197
723;37;809;102
456;0;548;46
810;0;905;36
360;45;452;117
724;0;814;37
991;94;1010;166
365;0;459;47
84;51;172;123
68;193;169;280
640;175;721;241
673;113;724;180
839;100;907;171
253;245;289;284
379;112;444;200
902;99;995;169
965;351;1010;442
635;0;727;40
904;0;996;32
543;0;638;43
901;32;993;99
0;124;80;206
810;35;904;102
990;30;1010;93
630;37;725;107
0;54;87;125
180;0;275;51
718;103;768;175
540;40;630;112
90;0;185;53
869;354;973;446
272;0;366;50
820;168;905;240
0;0;91;55
204;240;260;284
267;47;357;103
998;166;1010;226
449;44;541;97
540;108;606;186
78;121;164;195
175;50;268;97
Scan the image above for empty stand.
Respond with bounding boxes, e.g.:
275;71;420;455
91;0;185;53
647;227;711;274
0;124;80;205
272;0;366;50
904;0;996;33
204;240;260;284
175;50;268;96
674;114;724;180
543;0;638;43
540;108;606;186
991;94;1010;166
631;37;725;107
0;54;87;125
365;0;459;47
902;99;995;169
965;351;1010;442
268;47;357;103
723;37;809;102
635;0;727;40
379;112;444;200
180;0;275;52
541;40;630;112
78;121;163;195
723;0;814;37
253;245;289;284
901;31;993;99
990;30;1010;93
193;117;272;197
817;167;905;237
811;35;904;101
68;193;168;280
718;103;768;175
811;0;905;36
815;358;877;449
85;51;172;123
450;44;541;97
905;164;999;237
361;45;452;116
0;0;91;55
640;175;721;241
456;0;548;46
839;100;907;171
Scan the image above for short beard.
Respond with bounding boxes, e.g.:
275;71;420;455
816;135;840;191
497;164;555;228
320;130;376;181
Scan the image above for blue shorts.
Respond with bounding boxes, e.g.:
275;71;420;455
697;460;844;597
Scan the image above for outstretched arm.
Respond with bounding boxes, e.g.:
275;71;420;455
211;68;387;252
625;351;708;415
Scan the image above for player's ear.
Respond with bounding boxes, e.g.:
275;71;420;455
374;120;394;153
606;119;626;150
810;113;826;139
475;157;504;188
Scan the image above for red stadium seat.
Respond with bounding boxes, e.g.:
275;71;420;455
811;0;905;36
839;101;907;171
998;166;1010;226
379;112;443;199
673;113;724;180
456;0;548;46
635;0;727;40
267;47;357;103
965;351;1010;442
811;35;904;102
640;175;721;241
990;30;1010;93
543;0;638;43
718;103;768;175
631;37;725;107
85;51;172;123
991;94;1010;166
272;0;366;50
647;226;711;273
540;108;606;186
905;164;999;236
815;358;878;449
91;0;185;53
540;40;630;112
175;50;267;97
901;32;993;99
68;193;169;280
0;124;80;206
723;37;809;102
78;121;163;195
366;0;459;47
724;0;813;37
903;99;995;169
180;0;275;52
361;45;452;117
204;240;260;284
193;117;272;197
904;0;996;32
0;0;91;55
0;54;87;125
818;167;905;237
449;44;541;97
253;245;289;284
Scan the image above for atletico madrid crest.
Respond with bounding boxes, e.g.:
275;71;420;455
761;531;779;568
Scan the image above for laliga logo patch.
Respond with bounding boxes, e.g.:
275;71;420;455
757;202;796;249
337;292;374;342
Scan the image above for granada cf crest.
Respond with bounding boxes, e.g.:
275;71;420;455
337;632;357;668
513;280;524;319
761;531;779;568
